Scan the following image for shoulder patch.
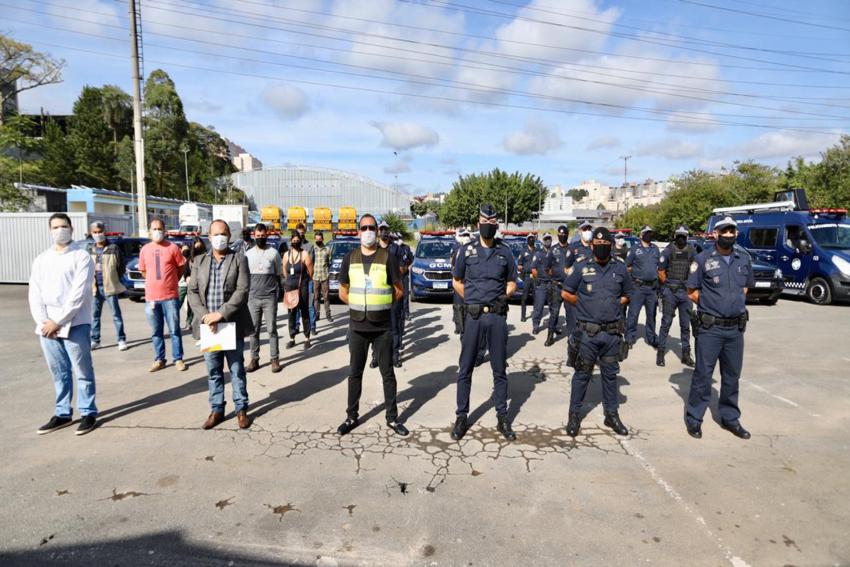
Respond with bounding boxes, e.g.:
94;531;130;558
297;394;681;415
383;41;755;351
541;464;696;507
690;261;698;273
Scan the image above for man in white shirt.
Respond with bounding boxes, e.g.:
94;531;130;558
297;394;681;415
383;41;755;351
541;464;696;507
28;213;98;436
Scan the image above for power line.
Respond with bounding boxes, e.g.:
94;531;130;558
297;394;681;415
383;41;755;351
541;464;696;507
677;0;850;33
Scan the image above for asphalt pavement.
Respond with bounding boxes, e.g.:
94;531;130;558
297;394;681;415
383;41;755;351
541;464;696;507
0;285;848;566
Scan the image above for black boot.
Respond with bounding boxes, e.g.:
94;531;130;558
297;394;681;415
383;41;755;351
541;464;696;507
565;412;582;437
451;415;468;441
656;348;665;367
544;329;555;347
497;415;517;441
604;411;629;436
681;351;695;367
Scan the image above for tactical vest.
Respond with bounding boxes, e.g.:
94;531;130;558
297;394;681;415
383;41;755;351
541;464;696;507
348;247;393;323
666;245;693;282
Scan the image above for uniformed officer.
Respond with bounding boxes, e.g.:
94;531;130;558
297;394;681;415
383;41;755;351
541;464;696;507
685;217;753;440
565;221;594;273
530;233;553;335
397;233;414;322
517;234;537;322
626;225;661;348
656;225;697;368
451;203;518;441
613;233;629;262
544;225;575;347
451;229;471;335
561;227;632;437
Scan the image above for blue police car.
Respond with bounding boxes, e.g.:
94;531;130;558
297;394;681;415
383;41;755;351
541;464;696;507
328;231;360;296
410;231;457;300
501;231;541;296
708;188;850;305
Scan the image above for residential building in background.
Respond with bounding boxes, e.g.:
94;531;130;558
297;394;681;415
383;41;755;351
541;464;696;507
226;140;263;172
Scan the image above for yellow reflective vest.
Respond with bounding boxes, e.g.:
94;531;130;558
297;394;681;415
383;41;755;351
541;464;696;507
348;247;393;323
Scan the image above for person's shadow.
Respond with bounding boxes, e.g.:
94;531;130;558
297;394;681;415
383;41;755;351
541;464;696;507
669;369;721;424
359;365;457;424
248;364;349;420
97;375;210;425
579;372;631;417
466;364;546;426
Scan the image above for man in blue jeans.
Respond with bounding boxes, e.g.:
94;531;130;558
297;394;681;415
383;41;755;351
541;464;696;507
87;221;127;351
138;218;186;372
188;220;254;430
29;213;98;435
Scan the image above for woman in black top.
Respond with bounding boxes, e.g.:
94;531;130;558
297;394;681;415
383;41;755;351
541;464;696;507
282;231;314;349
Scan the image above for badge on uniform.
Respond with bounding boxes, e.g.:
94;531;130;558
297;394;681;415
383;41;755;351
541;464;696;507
713;276;720;284
706;259;720;271
586;284;592;292
690;262;698;273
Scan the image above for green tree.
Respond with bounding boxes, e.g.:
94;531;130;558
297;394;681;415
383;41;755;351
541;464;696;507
144;69;189;198
100;84;132;154
0;115;42;210
567;188;588;201
67;86;115;187
616;204;660;232
39;118;75;186
441;168;547;227
0;34;64;125
380;211;411;241
787;135;850;209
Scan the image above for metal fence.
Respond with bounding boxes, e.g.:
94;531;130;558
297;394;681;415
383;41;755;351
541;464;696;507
0;213;133;283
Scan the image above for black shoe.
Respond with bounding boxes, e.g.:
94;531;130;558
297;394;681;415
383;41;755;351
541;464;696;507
604;411;629;436
337;417;359;436
497;415;517;441
656;348;665;367
37;415;73;435
474;355;485;367
369;359;378;369
544;330;555;347
286;339;296;349
450;415;468;441
554;328;563;335
532;326;540;335
393;358;402;368
686;422;702;439
565;412;582;437
454;328;461;335
387;421;410;436
75;415;97;436
721;421;751;440
681;351;695;367
521;315;527;322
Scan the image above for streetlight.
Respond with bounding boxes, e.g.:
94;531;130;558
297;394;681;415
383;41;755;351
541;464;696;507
182;147;190;202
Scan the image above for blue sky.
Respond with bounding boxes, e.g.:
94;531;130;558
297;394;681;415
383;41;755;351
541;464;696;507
6;0;850;195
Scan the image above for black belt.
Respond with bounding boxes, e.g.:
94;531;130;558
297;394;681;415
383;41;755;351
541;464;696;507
664;281;686;291
713;316;743;327
465;303;507;316
633;278;658;287
577;320;623;335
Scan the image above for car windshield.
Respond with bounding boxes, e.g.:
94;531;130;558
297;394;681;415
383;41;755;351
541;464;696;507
808;223;850;249
416;241;455;259
122;239;149;256
331;240;359;259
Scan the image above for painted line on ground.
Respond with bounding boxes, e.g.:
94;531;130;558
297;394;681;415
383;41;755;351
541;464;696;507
617;435;751;567
742;379;823;418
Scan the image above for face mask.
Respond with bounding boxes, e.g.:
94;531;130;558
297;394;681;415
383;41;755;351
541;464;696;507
211;234;229;251
254;237;267;248
615;238;624;247
380;231;389;242
642;233;653;243
593;243;612;262
527;239;535;247
674;236;687;248
92;233;106;244
151;229;165;243
361;230;377;247
558;234;568;244
717;235;736;250
316;240;324;247
479;223;497;240
181;248;190;258
52;227;72;245
194;245;204;253
543;241;552;249
291;240;302;250
460;236;470;245
581;230;592;242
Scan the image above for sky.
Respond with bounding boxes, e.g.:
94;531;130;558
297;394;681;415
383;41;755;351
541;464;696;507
5;0;850;195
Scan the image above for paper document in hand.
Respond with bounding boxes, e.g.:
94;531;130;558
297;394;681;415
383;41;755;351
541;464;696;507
200;322;237;352
34;323;71;339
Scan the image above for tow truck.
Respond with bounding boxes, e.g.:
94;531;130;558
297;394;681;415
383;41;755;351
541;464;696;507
411;231;457;300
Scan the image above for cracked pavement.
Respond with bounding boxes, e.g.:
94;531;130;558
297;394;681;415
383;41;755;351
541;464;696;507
0;286;848;566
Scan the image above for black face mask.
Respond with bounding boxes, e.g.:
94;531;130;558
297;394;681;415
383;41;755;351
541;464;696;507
315;240;324;247
181;248;190;258
717;235;736;250
558;234;568;244
291;241;302;250
479;223;497;240
641;233;653;243
254;237;267;248
380;231;389;242
593;243;612;262
674;236;687;248
527;238;535;247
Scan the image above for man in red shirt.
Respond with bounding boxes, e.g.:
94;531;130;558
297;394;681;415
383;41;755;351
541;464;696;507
138;218;187;372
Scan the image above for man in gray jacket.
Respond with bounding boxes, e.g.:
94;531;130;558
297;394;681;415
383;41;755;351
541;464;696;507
188;220;254;430
245;223;282;373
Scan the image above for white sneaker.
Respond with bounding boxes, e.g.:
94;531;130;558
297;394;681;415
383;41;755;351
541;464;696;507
118;340;128;351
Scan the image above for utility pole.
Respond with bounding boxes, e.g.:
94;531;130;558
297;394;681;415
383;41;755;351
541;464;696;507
619;155;631;187
129;0;148;236
182;147;190;201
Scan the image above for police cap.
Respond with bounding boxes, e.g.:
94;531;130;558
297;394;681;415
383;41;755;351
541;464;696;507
593;227;613;243
542;233;552;242
557;224;568;234
640;225;653;235
579;220;593;229
378;220;390;229
714;216;738;230
674;225;689;236
479;203;498;219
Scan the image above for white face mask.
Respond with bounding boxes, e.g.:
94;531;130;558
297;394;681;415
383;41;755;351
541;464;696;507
52;227;72;245
92;233;106;243
581;230;592;242
211;234;229;251
360;230;377;247
151;229;165;243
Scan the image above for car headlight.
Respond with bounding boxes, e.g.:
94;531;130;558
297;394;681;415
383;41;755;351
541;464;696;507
774;268;783;279
411;266;425;275
832;255;850;277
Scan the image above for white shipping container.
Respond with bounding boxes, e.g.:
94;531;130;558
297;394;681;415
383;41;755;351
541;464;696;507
0;213;133;283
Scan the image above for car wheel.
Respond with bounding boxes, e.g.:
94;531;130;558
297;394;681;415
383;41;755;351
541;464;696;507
805;277;832;305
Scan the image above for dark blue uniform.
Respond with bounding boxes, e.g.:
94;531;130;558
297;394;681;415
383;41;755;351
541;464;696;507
563;258;633;414
625;243;661;346
657;243;697;356
564;241;592;272
685;246;754;427
453;239;517;417
518;245;536;321
530;247;551;331
547;243;575;335
399;242;413;320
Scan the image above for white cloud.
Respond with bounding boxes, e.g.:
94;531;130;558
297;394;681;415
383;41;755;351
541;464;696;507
384;161;411;174
586;136;620;151
262;84;310;120
46;0;121;34
503;121;563;155
637;139;704;160
370;121;440;150
727;130;842;161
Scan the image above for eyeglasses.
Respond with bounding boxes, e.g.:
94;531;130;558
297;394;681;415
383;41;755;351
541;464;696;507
360;225;377;232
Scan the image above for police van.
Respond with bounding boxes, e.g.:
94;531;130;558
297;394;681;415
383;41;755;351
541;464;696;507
410;231;457;300
708;189;850;305
327;231;360;296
